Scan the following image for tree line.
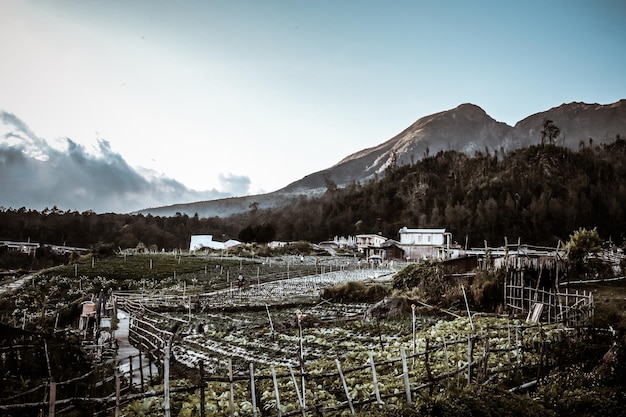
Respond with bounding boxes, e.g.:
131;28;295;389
1;138;626;253
232;138;626;247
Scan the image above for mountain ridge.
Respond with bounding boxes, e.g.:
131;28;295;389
136;100;626;218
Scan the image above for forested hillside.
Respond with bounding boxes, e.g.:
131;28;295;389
1;139;626;252
223;139;626;246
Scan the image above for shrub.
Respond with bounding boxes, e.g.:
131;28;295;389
321;281;390;303
469;270;503;312
393;261;465;307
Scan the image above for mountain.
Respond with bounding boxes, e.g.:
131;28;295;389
513;100;626;148
281;103;515;194
136;100;626;218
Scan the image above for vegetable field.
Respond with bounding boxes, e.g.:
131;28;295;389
113;266;598;416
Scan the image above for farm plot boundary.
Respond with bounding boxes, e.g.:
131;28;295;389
0;322;604;416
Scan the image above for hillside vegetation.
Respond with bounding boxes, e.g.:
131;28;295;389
1;140;626;252
232;140;626;246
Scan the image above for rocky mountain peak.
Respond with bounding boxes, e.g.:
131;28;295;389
137;100;626;218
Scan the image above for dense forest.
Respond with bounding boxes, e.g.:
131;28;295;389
1;139;626;252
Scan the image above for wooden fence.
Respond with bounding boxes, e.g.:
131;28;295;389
1;320;601;416
0;351;155;416
504;273;594;326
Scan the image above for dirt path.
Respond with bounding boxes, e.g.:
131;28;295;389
115;310;159;387
0;266;63;296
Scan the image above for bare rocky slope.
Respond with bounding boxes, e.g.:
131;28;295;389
137;100;626;218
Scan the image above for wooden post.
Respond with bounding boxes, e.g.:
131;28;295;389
411;304;417;365
369;352;383;405
503;275;507;310
289;366;306;417
270;365;282;417
200;362;206;417
229;358;235;417
424;339;434;395
335;358;355;415
138;353;145;392
516;326;522;375
115;374;121;417
483;327;491;383
48;382;56;417
507;322;512;379
128;357;134;393
467;336;474;385
148;354;153;382
400;349;412;404
296;310;305;408
266;305;275;337
461;286;475;333
249;363;258;417
442;337;450;376
164;343;171;417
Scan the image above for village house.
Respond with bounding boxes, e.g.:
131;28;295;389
0;240;40;256
318;236;356;250
379;239;405;260
398;227;452;261
189;235;240;252
355;233;387;258
354;233;404;260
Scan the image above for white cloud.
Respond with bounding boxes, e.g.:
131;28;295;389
0;111;233;213
218;173;251;196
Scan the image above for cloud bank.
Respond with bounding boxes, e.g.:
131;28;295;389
0;111;245;213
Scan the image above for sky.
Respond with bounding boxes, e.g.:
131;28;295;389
1;0;625;213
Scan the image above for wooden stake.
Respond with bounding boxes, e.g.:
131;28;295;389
128;357;134;393
369;352;383;405
229;358;235;417
411;304;417;365
424;339;434;395
266;305;275;336
461;286;475;333
115;374;120;417
483;327;491;383
335;358;355;415
164;343;171;417
249;363;258;417
139;353;144;392
467;336;473;385
199;362;206;417
289;366;306;417
400;349;412;404
271;365;282;417
48;382;56;417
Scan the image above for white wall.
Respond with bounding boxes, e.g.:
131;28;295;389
189;235;213;251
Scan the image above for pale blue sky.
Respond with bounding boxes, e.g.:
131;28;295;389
1;0;625;200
